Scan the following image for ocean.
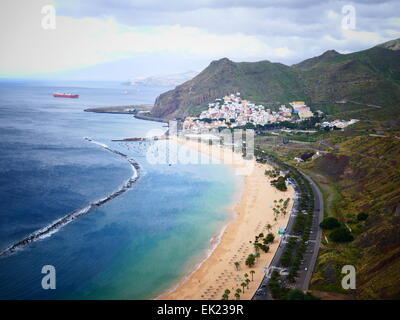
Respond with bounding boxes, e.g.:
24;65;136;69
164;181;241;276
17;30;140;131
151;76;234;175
0;79;239;299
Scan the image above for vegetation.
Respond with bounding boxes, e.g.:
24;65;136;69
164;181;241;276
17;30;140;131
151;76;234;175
271;176;287;191
152;39;400;119
356;213;369;221
265;233;275;244
320;217;341;230
245;254;256;267
329;227;354;243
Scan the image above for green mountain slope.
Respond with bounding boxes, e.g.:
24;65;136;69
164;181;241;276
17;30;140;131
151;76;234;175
309;132;400;299
152;58;306;119
152;38;400;119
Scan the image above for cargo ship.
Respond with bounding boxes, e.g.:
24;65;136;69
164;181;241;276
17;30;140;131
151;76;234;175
53;92;79;98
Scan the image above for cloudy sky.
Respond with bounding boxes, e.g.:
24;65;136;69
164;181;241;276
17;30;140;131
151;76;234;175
0;0;399;80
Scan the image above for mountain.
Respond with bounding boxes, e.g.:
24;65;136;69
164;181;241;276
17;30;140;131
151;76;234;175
152;58;306;119
152;38;400;119
130;71;198;88
293;40;400;107
377;38;400;51
308;129;400;299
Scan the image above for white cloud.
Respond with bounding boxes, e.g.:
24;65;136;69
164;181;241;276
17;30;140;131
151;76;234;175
0;0;398;78
0;4;292;76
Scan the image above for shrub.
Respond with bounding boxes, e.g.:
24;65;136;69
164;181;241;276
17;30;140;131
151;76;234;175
357;212;369;221
319;217;341;230
245;254;256;267
265;233;275;244
271;176;287;191
329;227;354;242
285;289;306;300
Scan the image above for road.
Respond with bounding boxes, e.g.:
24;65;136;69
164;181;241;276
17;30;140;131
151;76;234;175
252;169;324;299
296;171;324;292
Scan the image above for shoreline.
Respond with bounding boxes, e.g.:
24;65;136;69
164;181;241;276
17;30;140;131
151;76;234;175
155;165;244;300
157;136;294;300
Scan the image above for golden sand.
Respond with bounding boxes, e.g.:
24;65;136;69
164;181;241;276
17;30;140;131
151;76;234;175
159;137;293;300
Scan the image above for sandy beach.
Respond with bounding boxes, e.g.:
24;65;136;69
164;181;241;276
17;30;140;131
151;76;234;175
159;136;294;300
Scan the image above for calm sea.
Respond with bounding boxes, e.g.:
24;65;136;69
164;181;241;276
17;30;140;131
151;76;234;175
0;79;238;299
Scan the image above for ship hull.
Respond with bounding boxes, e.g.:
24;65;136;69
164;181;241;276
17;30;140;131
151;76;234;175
53;94;79;98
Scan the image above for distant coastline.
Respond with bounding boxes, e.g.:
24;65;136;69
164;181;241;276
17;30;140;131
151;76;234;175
84;105;169;123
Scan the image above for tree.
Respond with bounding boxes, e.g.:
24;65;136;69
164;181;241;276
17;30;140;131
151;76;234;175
221;293;229;300
245;254;256;267
234;261;240;271
245;278;250;288
241;282;246;293
265;233;275;244
285;289;319;300
285;289;306;300
319;217;341;230
234;292;240;300
357;212;369;221
250;270;255;281
266;224;272;233
329;227;354;242
271;176;287;191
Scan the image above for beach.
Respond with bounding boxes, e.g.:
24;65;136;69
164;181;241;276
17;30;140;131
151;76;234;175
159;136;294;300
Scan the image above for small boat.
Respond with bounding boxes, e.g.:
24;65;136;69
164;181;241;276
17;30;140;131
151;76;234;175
53;92;79;98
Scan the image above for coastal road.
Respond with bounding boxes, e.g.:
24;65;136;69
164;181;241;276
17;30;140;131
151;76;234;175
294;171;324;292
252;169;324;299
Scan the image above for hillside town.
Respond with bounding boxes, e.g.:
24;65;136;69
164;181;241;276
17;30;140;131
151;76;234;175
182;93;358;133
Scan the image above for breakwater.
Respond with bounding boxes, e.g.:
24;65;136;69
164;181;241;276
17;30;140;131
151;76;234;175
0;138;140;258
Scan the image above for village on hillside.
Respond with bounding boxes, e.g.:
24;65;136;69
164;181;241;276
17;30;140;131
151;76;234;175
182;93;358;133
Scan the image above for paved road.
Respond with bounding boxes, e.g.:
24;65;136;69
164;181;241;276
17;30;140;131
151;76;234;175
252;169;324;299
295;171;324;292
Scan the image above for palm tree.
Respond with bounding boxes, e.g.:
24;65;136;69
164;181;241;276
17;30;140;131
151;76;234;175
245;278;250;288
244;273;249;280
234;261;240;271
221;293;229;300
224;289;231;296
234;292;240;300
236;288;242;295
266;224;272;233
250;270;255;281
241;282;246;293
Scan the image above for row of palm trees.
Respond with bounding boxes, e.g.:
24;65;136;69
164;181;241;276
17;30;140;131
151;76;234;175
221;217;277;300
272;198;291;220
222;271;256;300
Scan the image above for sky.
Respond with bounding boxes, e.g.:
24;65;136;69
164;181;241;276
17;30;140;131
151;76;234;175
0;0;399;81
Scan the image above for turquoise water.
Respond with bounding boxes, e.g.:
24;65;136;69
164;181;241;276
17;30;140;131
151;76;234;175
0;80;239;299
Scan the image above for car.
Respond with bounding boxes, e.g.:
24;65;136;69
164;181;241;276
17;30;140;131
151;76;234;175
256;289;264;296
